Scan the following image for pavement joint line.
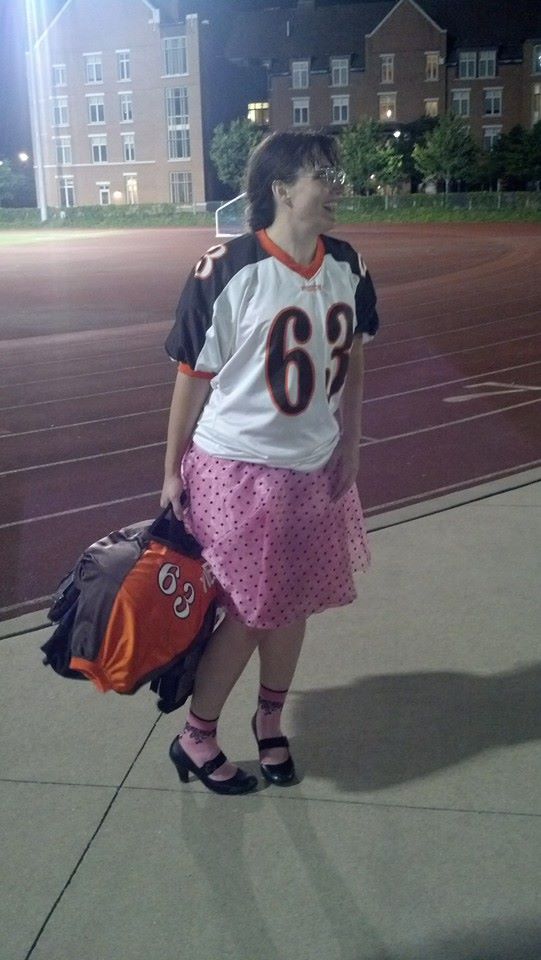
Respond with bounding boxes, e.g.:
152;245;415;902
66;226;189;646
22;712;163;960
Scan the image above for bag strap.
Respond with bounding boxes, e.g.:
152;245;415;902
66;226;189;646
147;505;202;558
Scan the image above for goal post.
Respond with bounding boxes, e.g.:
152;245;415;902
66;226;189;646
215;192;248;238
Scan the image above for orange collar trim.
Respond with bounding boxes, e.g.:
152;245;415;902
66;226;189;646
257;230;325;280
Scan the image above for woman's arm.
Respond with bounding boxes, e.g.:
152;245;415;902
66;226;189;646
328;336;364;502
160;370;211;519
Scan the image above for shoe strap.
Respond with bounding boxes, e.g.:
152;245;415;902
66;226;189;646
258;735;289;751
202;751;228;776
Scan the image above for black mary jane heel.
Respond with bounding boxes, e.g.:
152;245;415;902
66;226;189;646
251;714;296;786
169;738;257;796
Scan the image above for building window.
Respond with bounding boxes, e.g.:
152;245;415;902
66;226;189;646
484;88;502;116
166;87;190;159
122;133;135;162
52;97;69;127
90;135;107;163
378;93;396;121
459;52;476;79
116;50;131;81
330;57;349;87
170;171;193;205
55;136;72;165
84;53;103;84
163;36;187;76
52;64;66;87
87;95;105;124
331;95;349;124
534;84;541;125
479;50;496;78
292;98;309;126
533;46;541;74
97;182;110;205
482;125;502;150
425;98;439;118
247;102;269;124
119;92;133;123
291;60;309;89
59;175;75;207
380;54;394;84
451;89;470;117
425;52;439;82
125;175;138;204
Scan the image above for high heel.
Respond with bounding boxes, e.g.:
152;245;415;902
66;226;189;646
251;714;296;786
169;737;258;795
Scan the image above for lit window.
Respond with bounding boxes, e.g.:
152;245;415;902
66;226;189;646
166;87;190;159
170;171;193;205
484;88;502;116
425;52;439;82
292;98;309;126
482;126;502;150
90;135;107;163
117;50;131;81
59;176;74;207
292;61;309;89
534;84;541;124
119;92;133;123
425;98;439;118
331;95;349;124
87;95;105;124
378;93;396;121
164;37;187;76
533;46;541;74
479;50;496;78
459;52;476;79
451;89;470;117
52;64;66;87
125;175;138;205
330;57;349;87
84;54;103;84
122;133;135;162
380;54;394;84
55;136;71;165
52;97;69;127
247;102;269;124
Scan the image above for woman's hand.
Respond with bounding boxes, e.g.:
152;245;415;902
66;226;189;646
328;437;360;502
160;473;185;521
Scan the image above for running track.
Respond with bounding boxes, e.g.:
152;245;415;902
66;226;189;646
1;222;540;620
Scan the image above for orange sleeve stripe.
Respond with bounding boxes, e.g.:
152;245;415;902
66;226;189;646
178;362;215;379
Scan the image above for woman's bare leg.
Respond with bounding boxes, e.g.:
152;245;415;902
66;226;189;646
190;614;259;720
258;618;306;690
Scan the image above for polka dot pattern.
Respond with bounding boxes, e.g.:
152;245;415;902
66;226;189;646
181;443;370;630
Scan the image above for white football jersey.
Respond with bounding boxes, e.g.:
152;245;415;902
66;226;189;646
165;230;379;471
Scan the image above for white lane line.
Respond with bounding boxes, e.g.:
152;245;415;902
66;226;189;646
0;379;174;413
370;309;540;350
444;381;541;402
0;441;165;478
365;360;541;404
367;331;541;372
364;460;541;515
0;490;161;531
0;407;169;441
0;343;160;374
363;396;541;445
0;596;51;616
0;358;168;390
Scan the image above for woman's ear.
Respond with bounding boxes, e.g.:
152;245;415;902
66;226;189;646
272;179;292;208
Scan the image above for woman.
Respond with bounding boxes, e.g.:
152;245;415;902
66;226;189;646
160;131;379;795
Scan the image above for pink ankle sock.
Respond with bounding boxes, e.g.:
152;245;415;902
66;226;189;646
256;685;289;766
179;710;237;782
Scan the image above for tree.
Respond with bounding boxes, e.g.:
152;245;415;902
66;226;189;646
340;120;403;195
412;113;479;193
0;158;25;207
210;119;266;194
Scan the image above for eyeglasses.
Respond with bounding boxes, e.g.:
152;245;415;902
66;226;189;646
312;166;347;186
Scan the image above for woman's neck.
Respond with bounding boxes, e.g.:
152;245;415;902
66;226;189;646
264;221;318;266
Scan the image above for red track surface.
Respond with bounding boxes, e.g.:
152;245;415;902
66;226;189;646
1;223;540;619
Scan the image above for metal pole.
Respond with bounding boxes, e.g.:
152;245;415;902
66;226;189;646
24;0;48;222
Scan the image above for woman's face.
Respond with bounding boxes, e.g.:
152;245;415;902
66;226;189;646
285;163;345;235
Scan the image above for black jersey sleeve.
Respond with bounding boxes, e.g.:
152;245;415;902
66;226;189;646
321;235;379;338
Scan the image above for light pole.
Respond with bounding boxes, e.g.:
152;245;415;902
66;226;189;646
24;0;48;222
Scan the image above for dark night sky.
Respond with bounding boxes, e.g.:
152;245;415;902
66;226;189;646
0;0;34;159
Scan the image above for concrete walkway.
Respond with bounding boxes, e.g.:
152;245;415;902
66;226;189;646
1;479;540;960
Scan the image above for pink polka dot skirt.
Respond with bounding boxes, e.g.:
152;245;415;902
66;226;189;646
181;443;370;630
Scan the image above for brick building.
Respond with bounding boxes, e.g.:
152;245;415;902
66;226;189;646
28;0;541;208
